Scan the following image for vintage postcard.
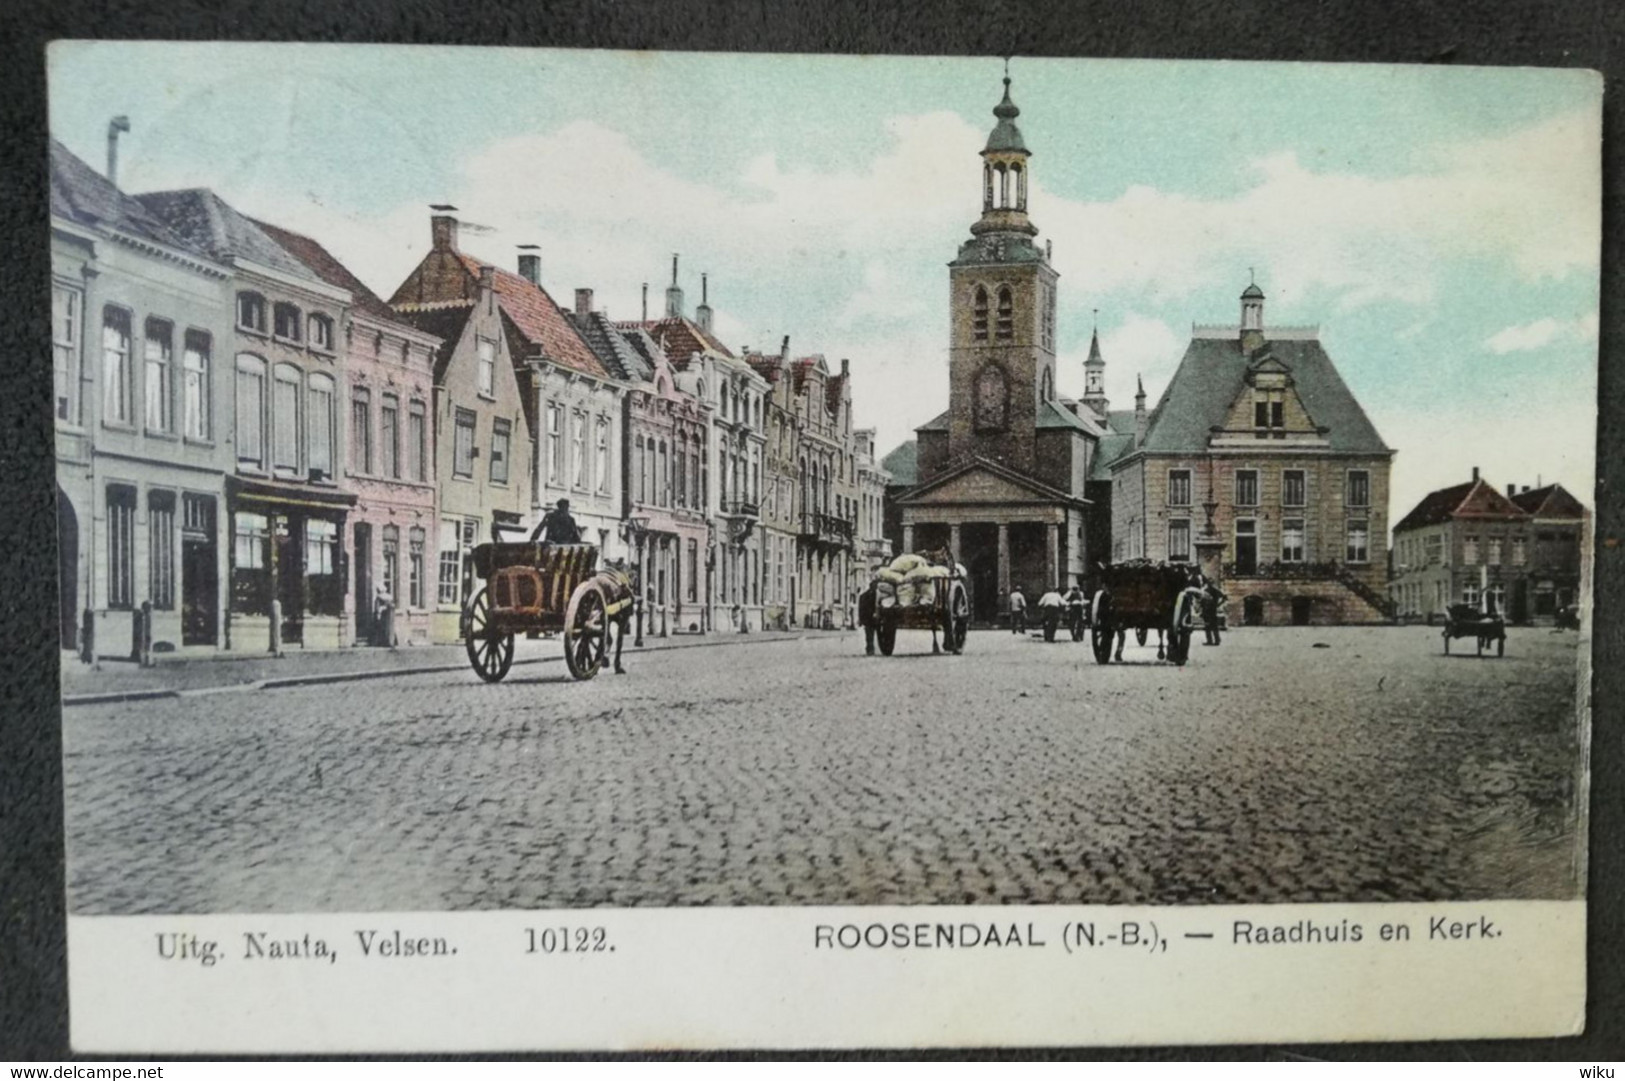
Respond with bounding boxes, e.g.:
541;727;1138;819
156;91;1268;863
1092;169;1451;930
47;43;1597;1051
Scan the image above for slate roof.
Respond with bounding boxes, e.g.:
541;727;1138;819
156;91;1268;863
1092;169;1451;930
569;310;652;382
881;440;919;487
252;219;416;329
1510;483;1588;519
616;327;669;382
1393;479;1529;533
49;140;198;253
1089;432;1134;482
916;410;950;433
136;189;318;281
1037;400;1105;436
984;79;1028;154
1125;335;1390;459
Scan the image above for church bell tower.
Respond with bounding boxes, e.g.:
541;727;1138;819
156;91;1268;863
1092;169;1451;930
946;69;1059;475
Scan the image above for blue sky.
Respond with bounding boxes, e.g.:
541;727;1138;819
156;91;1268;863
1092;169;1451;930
49;44;1600;524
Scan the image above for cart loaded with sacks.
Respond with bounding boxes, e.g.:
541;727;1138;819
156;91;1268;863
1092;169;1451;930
866;549;971;656
461;541;637;682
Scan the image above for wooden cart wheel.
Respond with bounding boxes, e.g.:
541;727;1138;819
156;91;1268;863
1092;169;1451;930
464;587;515;683
1168;593;1194;666
945;582;970;655
1090;591;1113;664
563;582;609;680
877;619;898;656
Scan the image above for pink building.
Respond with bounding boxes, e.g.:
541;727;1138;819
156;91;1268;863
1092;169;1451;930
259;222;443;646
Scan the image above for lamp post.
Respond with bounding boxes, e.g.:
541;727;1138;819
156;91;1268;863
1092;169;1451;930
622;516;650;647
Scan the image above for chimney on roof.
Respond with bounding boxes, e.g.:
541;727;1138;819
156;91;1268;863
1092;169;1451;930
841;358;849;376
574;288;593;316
1522;485;1530;494
780;335;790;364
641;282;649;323
1472;466;1479;483
478;264;495;308
665;253;684;319
517;244;541;285
1507;483;1516;498
695;272;714;334
430;206;459;252
106;116;131;188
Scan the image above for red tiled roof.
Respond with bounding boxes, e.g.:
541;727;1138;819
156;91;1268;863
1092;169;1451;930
743;351;782;382
825;372;846;416
252;219;417;330
791;356;823;394
1509;483;1587;519
454;254;606;378
618;317;733;371
1394;479;1529;533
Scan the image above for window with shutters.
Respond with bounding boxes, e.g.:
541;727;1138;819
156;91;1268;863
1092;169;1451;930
454;409;476;478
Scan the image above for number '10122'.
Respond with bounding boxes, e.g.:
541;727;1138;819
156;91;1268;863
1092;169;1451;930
524;927;613;954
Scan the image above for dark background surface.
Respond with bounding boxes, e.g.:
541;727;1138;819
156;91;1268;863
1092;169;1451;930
2;0;1620;1060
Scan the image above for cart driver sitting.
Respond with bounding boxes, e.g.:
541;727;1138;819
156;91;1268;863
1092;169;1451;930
532;498;583;545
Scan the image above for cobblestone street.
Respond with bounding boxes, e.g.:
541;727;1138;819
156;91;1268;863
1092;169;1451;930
62;625;1586;913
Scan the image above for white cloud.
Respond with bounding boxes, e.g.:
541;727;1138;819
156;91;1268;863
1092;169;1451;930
1484;313;1598;355
1035;107;1599;312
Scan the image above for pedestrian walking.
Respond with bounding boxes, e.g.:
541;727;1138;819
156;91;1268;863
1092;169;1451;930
1201;576;1227;646
1009;585;1027;634
858;582;878;655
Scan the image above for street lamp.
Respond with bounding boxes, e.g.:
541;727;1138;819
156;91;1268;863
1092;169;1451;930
622;515;650;646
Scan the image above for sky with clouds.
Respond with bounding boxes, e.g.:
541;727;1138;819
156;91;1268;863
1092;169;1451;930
48;44;1600;527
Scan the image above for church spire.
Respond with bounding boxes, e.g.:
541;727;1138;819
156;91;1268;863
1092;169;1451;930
1082;313;1109;421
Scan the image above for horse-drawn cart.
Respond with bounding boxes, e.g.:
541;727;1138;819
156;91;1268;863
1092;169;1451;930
1089;561;1199;665
1442;603;1505;657
461;541;636;682
866;550;971;656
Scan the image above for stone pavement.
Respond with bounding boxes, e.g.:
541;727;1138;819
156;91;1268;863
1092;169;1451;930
61;624;1587;913
59;628;807;701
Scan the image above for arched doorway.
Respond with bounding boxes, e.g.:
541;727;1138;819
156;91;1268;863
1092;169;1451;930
58;489;79;649
1291;596;1313;626
1242;595;1264;627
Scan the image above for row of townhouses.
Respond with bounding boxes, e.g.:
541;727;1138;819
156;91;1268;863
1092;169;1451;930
51;138;891;658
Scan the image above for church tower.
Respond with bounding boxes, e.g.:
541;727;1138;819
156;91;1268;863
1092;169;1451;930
945;70;1059;474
